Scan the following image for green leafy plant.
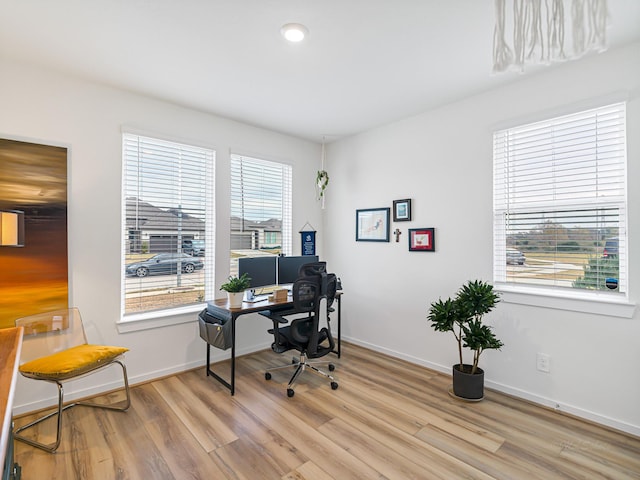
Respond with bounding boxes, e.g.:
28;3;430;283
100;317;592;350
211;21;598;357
428;280;503;374
316;170;329;198
462;319;504;374
220;273;251;293
428;297;467;369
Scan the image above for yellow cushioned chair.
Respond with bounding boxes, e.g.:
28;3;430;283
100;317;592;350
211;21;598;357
14;307;131;453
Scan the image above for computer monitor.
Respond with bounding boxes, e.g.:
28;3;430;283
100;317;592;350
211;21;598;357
238;256;277;289
277;255;319;285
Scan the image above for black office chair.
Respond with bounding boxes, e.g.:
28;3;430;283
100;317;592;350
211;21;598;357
262;263;338;397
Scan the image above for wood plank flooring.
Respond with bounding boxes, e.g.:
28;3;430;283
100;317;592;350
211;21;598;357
13;343;640;479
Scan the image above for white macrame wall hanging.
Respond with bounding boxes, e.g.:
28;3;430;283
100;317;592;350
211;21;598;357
493;0;609;73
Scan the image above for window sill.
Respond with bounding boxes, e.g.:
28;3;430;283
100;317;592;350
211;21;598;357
117;303;205;333
495;285;636;319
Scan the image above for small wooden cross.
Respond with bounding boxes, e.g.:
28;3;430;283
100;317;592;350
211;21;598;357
393;228;402;242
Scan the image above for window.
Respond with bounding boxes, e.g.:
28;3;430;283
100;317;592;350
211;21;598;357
122;133;215;317
230;154;292;277
493;103;627;297
264;231;278;245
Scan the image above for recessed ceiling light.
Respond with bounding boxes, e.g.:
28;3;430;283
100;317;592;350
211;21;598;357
281;23;308;42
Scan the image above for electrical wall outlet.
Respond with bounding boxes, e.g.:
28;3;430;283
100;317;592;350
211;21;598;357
536;353;550;373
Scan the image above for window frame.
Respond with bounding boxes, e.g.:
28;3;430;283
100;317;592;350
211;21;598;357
492;102;635;317
229;153;293;280
119;132;215;329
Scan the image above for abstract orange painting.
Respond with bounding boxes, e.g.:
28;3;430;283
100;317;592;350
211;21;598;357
0;138;68;328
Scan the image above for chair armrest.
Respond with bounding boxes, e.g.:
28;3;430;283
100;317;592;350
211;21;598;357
258;311;288;324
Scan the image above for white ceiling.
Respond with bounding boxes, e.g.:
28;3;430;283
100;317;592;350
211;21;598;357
1;1;639;143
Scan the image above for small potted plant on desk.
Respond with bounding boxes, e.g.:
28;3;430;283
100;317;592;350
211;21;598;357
220;273;251;308
427;280;503;401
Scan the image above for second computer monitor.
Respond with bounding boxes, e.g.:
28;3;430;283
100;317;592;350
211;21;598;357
277;255;319;285
238;256;277;289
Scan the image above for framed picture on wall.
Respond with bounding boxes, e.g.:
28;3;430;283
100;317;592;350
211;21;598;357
356;208;390;242
0;138;69;328
393;198;411;222
409;228;435;251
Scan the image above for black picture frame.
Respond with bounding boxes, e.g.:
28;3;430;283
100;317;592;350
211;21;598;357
356;208;390;242
393;198;412;222
409;228;435;251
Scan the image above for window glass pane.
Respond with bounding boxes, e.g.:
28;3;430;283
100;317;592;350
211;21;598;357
123;134;215;315
230;154;292;287
493;103;627;295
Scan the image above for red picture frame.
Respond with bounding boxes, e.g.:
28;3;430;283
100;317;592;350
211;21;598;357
409;228;435;252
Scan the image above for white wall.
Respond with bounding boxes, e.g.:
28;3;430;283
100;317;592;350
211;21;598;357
0;59;323;412
3;43;639;436
324;42;640;435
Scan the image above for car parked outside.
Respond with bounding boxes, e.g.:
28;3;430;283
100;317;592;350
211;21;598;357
506;248;526;265
182;239;205;256
603;237;618;258
125;253;204;277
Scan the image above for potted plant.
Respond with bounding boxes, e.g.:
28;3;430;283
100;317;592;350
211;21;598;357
220;273;251;308
427;280;503;400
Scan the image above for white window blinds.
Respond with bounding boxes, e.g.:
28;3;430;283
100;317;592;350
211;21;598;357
230;154;292;275
122;133;215;316
493;102;627;294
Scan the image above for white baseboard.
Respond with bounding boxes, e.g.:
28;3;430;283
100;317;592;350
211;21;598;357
12;340;273;416
342;335;640;438
343;336;452;375
483;380;640;438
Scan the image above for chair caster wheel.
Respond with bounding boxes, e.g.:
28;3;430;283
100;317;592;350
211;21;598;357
265;372;272;380
328;364;335;371
287;388;295;397
291;357;297;364
331;382;339;390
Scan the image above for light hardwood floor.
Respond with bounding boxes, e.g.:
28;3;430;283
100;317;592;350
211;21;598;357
13;343;640;479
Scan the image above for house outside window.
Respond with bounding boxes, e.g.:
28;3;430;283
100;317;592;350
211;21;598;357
493;102;627;298
230;154;292;276
122;133;215;317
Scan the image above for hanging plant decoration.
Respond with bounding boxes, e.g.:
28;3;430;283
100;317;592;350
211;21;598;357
316;169;329;199
317;139;329;208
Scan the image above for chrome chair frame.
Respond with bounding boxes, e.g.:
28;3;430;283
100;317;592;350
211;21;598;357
266;349;337;395
14;359;131;453
13;308;131;453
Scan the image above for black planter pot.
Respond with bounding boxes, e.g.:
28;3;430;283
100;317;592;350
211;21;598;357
452;364;484;400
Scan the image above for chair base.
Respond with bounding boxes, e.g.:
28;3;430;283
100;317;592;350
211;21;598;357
265;353;338;397
14;360;131;453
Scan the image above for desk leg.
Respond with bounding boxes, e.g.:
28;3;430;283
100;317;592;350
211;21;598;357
337;295;341;358
206;343;210;376
330;296;342;358
230;317;236;395
204;319;236;395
